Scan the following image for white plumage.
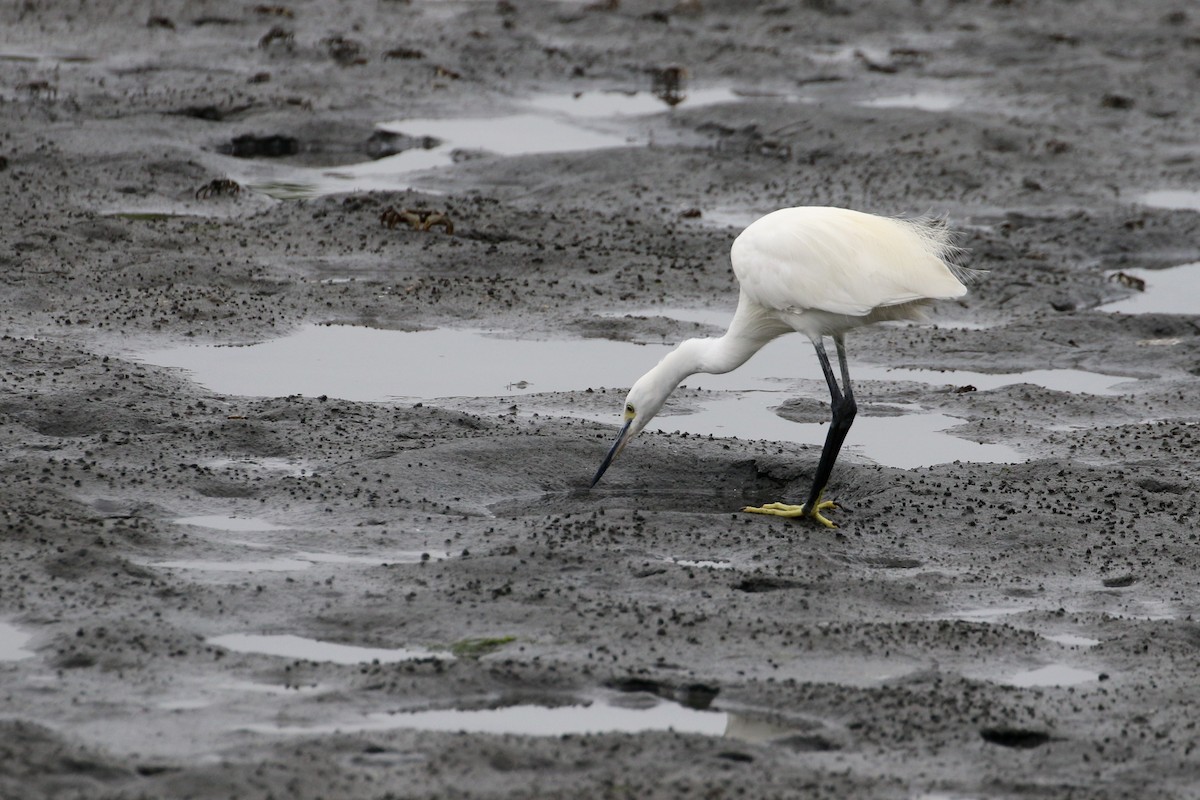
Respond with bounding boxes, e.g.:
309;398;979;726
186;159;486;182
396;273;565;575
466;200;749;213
733;206;965;322
591;206;975;527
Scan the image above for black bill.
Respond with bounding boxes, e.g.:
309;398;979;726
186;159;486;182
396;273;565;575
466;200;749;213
590;418;633;488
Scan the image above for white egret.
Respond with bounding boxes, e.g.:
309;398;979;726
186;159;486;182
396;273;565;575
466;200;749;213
590;206;977;527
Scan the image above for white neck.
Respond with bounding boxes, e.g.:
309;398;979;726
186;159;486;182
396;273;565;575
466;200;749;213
649;327;776;394
627;299;790;429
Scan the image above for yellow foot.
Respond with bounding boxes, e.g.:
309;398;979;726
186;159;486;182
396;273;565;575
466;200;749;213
742;500;839;528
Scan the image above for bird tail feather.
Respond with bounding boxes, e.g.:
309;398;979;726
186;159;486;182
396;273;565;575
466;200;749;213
903;214;986;285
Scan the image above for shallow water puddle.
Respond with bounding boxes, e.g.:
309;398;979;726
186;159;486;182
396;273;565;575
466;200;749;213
858;92;962;112
137;325;1135;467
0;621;35;661
299;114;631;196
656;397;1020;468
1099;262;1200;315
145;549;449;572
1003;663;1099;688
174;515;289;532
209;633;452;664
876;366;1132;396
1136;189;1200;212
1043;633;1101;648
139;325;1132;401
378;113;629;156
242;116;623;198
240;89;739;198
245;695;728;738
142;326;639;400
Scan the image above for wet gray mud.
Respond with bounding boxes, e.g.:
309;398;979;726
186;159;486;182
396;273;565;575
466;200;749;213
3;1;1200;798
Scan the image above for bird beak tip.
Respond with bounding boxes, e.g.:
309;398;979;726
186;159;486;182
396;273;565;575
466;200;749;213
591;418;632;489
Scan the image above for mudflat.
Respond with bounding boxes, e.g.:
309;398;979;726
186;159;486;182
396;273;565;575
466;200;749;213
3;1;1199;798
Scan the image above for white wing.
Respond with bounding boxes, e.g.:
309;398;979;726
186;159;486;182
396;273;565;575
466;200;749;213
731;207;966;317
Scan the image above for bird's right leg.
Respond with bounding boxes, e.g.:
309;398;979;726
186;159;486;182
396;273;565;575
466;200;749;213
744;335;857;527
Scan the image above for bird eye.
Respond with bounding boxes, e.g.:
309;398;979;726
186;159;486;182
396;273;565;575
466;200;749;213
624;403;635;418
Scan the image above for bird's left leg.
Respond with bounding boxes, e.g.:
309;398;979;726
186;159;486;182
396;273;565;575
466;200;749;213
745;334;857;527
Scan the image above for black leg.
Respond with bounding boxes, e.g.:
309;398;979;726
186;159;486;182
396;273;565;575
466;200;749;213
834;334;855;407
803;335;858;511
742;335;858;525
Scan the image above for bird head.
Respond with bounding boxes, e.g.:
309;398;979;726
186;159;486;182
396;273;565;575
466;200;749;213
590;372;670;487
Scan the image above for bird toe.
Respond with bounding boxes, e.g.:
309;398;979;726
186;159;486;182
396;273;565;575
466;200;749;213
742;500;839;527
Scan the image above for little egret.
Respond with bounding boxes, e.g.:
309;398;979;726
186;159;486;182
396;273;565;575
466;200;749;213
590;206;976;527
